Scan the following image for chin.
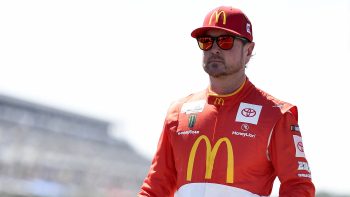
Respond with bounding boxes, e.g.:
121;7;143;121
207;72;226;78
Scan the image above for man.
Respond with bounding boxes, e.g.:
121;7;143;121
139;5;315;197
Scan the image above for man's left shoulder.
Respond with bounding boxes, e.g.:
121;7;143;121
254;88;297;116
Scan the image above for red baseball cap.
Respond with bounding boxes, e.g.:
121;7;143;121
191;6;253;42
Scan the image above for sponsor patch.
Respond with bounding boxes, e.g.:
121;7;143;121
291;125;300;132
181;100;206;114
232;131;256;138
241;123;249;131
235;102;262;125
298;173;312;178
293;135;306;158
246;23;251;34
272;103;285;108
188;114;197;128
298;161;311;173
214;97;224;105
177;130;200;135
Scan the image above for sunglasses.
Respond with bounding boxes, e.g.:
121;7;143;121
196;35;248;51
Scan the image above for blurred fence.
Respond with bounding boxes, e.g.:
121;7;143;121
0;94;149;197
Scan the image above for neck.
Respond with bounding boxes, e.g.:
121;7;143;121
209;74;246;95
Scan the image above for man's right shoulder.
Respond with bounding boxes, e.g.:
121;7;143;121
167;90;207;114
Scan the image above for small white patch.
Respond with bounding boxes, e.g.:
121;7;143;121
235;102;262;125
181;100;206;114
298;161;311;173
298;173;312;178
246;23;251;34
293;135;306;158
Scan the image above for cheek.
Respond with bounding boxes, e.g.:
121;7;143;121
202;52;209;62
226;50;241;62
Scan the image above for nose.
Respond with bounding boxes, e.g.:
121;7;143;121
210;42;221;54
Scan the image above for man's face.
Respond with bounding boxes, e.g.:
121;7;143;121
201;29;252;78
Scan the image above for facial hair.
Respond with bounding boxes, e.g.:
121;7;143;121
203;51;245;78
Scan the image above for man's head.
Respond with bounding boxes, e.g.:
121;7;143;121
191;6;253;42
191;6;255;79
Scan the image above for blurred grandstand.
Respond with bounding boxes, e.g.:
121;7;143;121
0;94;149;197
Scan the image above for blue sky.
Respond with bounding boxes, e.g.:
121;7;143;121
1;0;350;195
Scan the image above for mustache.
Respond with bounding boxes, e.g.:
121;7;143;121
207;54;224;61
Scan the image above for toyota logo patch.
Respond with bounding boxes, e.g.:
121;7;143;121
241;108;256;117
235;102;262;125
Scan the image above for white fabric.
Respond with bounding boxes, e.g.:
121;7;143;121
175;183;269;197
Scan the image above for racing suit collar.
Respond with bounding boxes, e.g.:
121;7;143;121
207;77;251;107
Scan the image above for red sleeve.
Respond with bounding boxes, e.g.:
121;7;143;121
138;117;177;197
269;111;315;197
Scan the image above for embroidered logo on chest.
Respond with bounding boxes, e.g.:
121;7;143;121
235;102;262;125
188;114;197;128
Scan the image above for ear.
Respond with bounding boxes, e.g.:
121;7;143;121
244;42;255;64
247;42;255;56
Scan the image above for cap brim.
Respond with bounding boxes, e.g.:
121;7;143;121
191;26;246;40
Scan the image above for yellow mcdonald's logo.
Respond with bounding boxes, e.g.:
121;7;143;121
186;135;234;183
209;10;227;25
214;98;225;106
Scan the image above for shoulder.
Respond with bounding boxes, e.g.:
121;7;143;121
166;89;207;120
251;86;298;121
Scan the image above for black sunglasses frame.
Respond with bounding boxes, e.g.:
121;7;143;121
196;35;249;51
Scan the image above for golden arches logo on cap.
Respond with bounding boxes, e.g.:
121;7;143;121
208;10;227;25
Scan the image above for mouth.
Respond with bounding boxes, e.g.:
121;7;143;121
208;59;224;64
208;55;224;63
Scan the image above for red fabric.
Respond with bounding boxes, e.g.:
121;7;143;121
139;79;315;196
269;113;315;196
138;121;177;197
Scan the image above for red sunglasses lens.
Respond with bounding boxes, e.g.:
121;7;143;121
197;37;214;51
217;36;234;50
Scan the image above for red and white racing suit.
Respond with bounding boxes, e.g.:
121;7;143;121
139;78;315;197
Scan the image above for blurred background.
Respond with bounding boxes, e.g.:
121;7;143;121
1;0;350;196
0;94;149;196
